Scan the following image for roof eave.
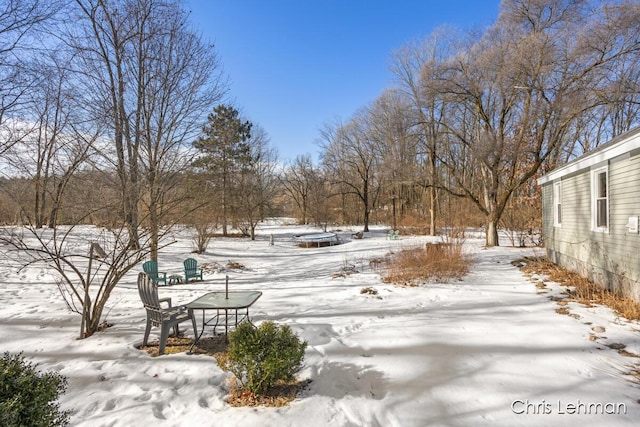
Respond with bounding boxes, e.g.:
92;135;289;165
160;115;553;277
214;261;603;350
537;127;640;185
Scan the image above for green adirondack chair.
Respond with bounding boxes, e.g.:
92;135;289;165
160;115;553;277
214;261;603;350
183;258;203;283
142;260;167;286
387;229;400;240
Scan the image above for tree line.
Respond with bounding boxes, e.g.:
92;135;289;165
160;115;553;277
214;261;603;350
318;0;640;246
2;0;640;250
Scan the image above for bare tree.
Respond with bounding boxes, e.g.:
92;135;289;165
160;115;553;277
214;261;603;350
366;89;420;230
0;0;61;155
391;28;458;235
70;0;143;248
2;53;96;229
179;170;219;253
281;154;316;225
307;167;333;230
320;114;382;232
435;0;640;246
236;125;279;240
0;0;225;338
281;154;333;229
1;221;154;338
70;0;223;256
133;1;224;260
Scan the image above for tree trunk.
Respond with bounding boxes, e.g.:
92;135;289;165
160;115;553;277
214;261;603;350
486;220;499;247
150;203;159;261
429;150;437;236
222;168;228;236
392;196;397;230
363;178;370;232
302;198;307;225
48;181;63;229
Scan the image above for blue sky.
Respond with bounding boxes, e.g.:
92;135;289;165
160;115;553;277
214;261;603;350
186;1;502;163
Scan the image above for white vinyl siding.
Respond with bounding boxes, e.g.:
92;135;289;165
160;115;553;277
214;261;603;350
539;127;640;302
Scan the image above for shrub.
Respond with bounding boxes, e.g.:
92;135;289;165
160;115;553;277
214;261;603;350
382;240;471;285
219;321;307;396
0;352;70;427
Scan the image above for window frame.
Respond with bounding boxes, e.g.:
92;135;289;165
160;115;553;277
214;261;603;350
591;166;609;233
553;180;562;227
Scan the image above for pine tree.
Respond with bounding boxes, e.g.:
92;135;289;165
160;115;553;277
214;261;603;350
193;105;252;235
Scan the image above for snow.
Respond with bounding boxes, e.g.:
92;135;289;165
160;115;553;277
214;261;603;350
1;219;639;426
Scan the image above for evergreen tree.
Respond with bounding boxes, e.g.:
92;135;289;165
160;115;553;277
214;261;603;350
193;105;252;235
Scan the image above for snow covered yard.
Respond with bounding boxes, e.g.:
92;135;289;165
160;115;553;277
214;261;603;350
1;221;639;426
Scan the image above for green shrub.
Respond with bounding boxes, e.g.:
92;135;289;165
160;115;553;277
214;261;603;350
0;352;70;427
220;321;307;396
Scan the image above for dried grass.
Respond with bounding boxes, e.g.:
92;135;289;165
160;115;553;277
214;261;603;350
381;242;471;286
225;378;311;407
520;257;640;321
137;335;228;357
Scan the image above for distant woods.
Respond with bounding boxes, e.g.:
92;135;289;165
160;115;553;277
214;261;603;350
318;0;640;245
1;0;639;248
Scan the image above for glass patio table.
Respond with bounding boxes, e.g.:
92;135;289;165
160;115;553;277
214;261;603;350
186;290;262;349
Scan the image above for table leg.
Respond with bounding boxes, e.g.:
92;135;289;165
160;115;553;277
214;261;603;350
225;309;229;342
188;309;207;355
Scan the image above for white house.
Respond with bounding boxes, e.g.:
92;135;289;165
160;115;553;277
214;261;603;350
537;126;640;302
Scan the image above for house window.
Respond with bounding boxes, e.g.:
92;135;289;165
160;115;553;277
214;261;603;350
591;166;609;231
553;181;562;226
